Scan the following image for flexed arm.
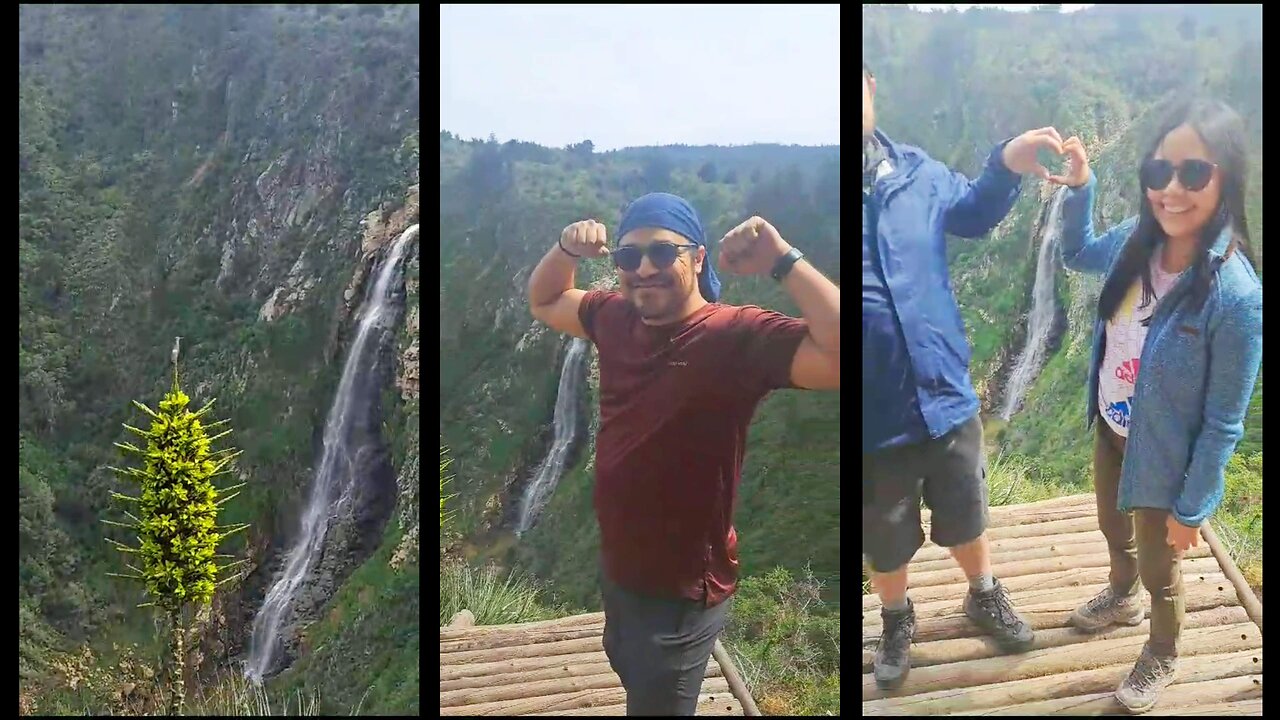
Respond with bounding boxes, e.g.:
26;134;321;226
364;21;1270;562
528;219;611;339
718;217;839;390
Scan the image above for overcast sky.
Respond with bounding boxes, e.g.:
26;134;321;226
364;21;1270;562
441;4;840;151
908;4;1094;11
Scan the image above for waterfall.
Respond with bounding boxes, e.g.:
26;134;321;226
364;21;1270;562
515;337;589;536
244;223;419;684
1000;189;1065;420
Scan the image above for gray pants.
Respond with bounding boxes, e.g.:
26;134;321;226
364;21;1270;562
600;572;732;716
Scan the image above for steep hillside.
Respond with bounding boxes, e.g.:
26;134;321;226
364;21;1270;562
438;134;843;612
863;4;1262;586
19;5;419;715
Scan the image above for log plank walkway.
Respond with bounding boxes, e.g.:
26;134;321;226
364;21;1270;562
442;608;761;716
862;494;1263;715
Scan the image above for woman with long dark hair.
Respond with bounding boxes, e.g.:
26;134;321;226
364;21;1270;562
1048;98;1262;714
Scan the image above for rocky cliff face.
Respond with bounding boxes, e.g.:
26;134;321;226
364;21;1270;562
19;5;420;712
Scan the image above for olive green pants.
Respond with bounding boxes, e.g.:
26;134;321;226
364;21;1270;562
1093;418;1185;656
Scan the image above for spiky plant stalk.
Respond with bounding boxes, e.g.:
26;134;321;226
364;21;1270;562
105;339;250;715
440;444;457;531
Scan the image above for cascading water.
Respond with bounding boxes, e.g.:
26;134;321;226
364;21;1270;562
515;337;589;536
244;223;419;684
1000;189;1065;420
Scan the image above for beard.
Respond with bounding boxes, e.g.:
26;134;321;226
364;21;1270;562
626;278;689;321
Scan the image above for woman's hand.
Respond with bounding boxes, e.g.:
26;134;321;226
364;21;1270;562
1165;514;1201;554
1048;136;1091;188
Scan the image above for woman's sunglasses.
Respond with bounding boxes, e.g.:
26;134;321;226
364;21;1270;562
1140;158;1216;192
612;242;699;272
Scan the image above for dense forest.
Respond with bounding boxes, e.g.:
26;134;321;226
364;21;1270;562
20;5;419;715
438;130;842;713
863;3;1262;589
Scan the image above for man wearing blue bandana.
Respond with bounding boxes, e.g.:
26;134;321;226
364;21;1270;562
528;191;839;715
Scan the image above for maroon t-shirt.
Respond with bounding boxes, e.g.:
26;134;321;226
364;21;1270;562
578;290;809;607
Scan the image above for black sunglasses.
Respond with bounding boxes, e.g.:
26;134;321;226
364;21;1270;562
612;242;699;272
1140;158;1217;192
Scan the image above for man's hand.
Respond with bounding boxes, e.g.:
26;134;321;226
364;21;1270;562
718;217;791;276
1001;127;1066;180
561;219;610;258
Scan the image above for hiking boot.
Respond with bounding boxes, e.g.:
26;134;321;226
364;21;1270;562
1115;641;1178;714
1069;585;1145;633
873;598;915;690
964;578;1035;653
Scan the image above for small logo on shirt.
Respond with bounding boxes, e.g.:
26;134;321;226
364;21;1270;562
1115;358;1140;385
1105;397;1133;429
668;360;688;367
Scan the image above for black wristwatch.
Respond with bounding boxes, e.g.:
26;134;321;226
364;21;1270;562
770;247;805;281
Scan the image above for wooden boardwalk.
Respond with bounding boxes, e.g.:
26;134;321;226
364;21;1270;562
862;494;1263;716
441;609;760;716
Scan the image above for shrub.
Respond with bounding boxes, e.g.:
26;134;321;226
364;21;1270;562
723;566;840;716
440;558;564;627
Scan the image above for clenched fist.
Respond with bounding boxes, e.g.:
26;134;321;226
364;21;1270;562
717;217;791;276
560;219;610;258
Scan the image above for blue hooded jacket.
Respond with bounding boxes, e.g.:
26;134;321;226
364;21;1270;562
862;130;1022;452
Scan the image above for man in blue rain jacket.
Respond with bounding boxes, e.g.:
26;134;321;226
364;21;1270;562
862;60;1068;690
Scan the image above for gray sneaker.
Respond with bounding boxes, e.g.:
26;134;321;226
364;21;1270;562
1069;585;1145;632
1115;641;1178;714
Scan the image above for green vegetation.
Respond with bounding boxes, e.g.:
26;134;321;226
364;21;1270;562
440;559;568;627
1217;452;1263;590
270;519;419;717
864;4;1263;598
31;642;328;716
105;357;248;714
20;4;419;715
106;369;246;612
440;555;840;716
440;445;457;532
440;134;842;604
439;130;841;713
722;566;840;716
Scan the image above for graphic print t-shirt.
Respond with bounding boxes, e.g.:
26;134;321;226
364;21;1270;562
1099;254;1185;437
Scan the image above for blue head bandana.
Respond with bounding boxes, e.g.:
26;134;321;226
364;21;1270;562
616;192;722;302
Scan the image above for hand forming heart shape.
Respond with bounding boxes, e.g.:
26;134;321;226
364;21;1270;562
1048;135;1091;188
1002;127;1091;188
